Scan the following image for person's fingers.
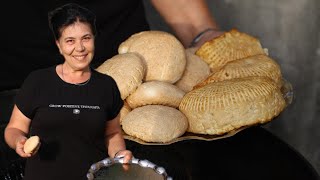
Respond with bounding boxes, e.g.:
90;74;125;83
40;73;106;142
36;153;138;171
122;164;130;171
17;151;31;158
16;136;27;146
116;150;132;162
122;154;132;171
123;152;132;163
194;30;225;48
15;138;31;158
117;151;133;171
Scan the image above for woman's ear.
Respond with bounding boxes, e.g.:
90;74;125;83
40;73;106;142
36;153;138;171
56;40;62;54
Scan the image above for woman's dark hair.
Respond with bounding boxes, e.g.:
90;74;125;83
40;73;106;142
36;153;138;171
48;3;97;40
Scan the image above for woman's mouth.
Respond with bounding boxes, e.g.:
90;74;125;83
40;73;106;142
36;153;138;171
73;54;87;61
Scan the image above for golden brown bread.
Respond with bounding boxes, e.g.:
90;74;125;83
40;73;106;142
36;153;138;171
23;136;40;154
195;29;266;72
118;30;186;83
126;81;185;109
119;101;131;125
175;48;211;92
122;105;188;143
96;53;145;99
195;54;283;89
179;76;286;135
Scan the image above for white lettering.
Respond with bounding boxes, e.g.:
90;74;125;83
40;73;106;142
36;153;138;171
49;104;100;110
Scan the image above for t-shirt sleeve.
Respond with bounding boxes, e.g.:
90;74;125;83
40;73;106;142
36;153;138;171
15;71;39;119
107;77;124;120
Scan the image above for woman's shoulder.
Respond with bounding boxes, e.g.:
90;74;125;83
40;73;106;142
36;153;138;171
26;66;55;81
18;66;56;93
30;66;54;75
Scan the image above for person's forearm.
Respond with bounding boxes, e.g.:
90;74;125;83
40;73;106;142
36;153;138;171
5;127;27;149
150;0;220;47
105;131;126;158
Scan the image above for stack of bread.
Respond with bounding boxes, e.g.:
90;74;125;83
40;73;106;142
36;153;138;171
180;29;286;135
96;29;287;143
97;31;190;143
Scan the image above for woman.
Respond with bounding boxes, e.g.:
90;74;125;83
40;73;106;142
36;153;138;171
4;3;132;180
0;0;222;92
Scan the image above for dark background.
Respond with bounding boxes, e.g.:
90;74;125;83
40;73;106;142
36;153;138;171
143;0;320;175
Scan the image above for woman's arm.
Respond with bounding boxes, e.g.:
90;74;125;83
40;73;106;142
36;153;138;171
150;0;223;47
105;114;132;163
4;105;32;157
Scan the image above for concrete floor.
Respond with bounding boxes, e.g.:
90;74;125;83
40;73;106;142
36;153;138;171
143;0;320;175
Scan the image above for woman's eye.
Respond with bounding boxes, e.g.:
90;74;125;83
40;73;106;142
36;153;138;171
66;39;74;44
83;36;91;41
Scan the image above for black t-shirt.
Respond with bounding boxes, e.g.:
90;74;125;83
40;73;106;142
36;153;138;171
1;0;149;91
15;66;123;180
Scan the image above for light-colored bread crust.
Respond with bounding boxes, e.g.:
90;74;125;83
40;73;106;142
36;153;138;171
195;54;283;89
196;29;266;72
96;53;145;100
179;76;286;135
119;101;131;125
23;136;40;154
175;48;211;92
126;81;185;109
122;105;188;143
118;30;186;83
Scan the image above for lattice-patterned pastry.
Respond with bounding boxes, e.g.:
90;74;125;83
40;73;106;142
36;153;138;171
179;76;286;135
96;53;145;100
118;30;186;83
122;105;188;143
195;29;266;72
195;54;283;88
126;81;185;109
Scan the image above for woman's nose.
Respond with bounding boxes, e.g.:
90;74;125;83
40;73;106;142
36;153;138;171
75;42;85;51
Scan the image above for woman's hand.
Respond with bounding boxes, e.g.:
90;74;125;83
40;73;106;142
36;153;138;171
5;105;33;158
114;149;133;171
15;136;40;158
15;136;31;158
114;149;133;163
191;29;224;48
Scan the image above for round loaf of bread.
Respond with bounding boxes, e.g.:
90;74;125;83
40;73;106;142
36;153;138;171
118;30;186;83
196;29;266;72
195;54;283;88
122;105;188;143
23;136;40;154
126;81;185;109
119;101;131;125
175;48;211;92
179;76;286;135
96;53;145;99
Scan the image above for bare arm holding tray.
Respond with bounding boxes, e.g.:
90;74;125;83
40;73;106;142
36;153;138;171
105;114;133;163
150;0;224;47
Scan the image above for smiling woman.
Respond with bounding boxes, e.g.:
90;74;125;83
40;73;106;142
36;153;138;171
50;5;96;85
3;3;133;180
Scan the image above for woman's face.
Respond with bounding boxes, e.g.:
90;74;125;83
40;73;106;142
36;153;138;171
56;21;95;70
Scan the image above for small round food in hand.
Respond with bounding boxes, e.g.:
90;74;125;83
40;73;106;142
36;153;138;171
23;136;40;154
